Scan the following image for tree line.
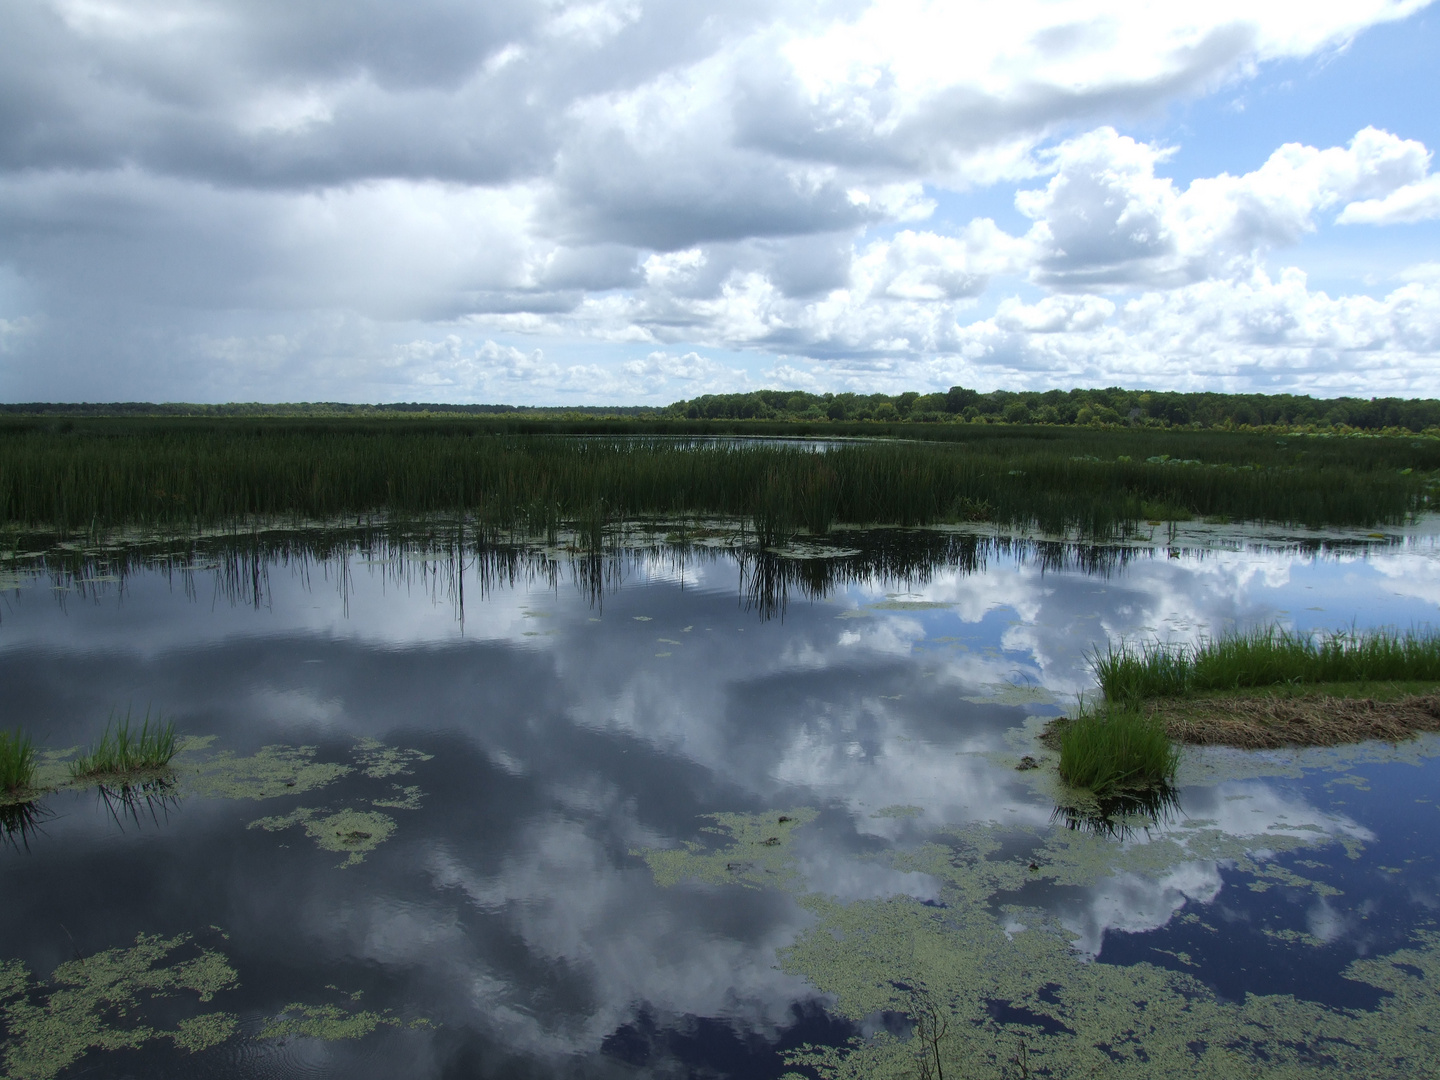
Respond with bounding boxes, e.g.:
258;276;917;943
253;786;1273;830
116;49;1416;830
666;387;1440;433
7;387;1440;433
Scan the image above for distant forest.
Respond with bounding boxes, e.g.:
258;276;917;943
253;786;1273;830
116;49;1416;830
5;387;1440;433
665;387;1440;433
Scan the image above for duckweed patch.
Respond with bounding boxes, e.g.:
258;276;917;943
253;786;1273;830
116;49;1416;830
0;932;238;1080
371;784;424;810
960;683;1055;707
177;741;352;801
871;805;923;820
353;738;433;779
249;807;397;867
634;809;818;889
781;901;1440;1079
258;999;429;1042
636;766;1413;1077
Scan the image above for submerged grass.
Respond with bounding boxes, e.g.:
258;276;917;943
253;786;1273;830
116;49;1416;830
0;730;36;795
1095;626;1440;702
1;417;1436;540
1052;708;1180;793
70;710;178;780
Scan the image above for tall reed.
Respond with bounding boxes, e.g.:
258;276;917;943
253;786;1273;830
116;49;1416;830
0;418;1432;539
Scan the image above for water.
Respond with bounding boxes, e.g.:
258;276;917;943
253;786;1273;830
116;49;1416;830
1;526;1439;1078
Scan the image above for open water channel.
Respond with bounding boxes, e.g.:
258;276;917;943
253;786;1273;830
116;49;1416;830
1;521;1438;1078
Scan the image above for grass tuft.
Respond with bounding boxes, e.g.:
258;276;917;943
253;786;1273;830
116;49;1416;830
1055;708;1179;793
0;729;36;794
70;709;178;780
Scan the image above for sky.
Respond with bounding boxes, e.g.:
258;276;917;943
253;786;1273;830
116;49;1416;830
1;0;1439;405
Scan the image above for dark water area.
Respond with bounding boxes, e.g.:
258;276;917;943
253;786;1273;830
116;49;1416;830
1;525;1439;1078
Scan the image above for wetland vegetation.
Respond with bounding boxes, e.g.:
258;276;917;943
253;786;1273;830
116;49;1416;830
1052;708;1179;793
2;414;1438;541
68;710;178;781
1094;625;1440;701
0;730;36;797
1074;627;1440;751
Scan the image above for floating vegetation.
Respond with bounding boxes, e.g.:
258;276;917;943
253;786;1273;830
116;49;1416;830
782;899;1440;1078
959;682;1055;708
0;730;36;799
259;996;430;1042
248;807;398;867
371;784;424;810
0;932;237;1080
353;738;433;779
1046;708;1178;794
636;785;1437;1079
0;735;430;858
633;809;818;890
177;740;352;801
871;805;924;820
69;709;177;782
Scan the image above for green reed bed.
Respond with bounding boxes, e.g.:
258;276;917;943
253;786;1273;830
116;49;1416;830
0;418;1435;540
70;711;178;780
1054;708;1179;793
0;730;36;795
1094;627;1440;703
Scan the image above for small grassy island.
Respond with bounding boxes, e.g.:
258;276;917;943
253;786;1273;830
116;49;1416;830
69;710;179;784
0;729;37;798
1047;627;1440;793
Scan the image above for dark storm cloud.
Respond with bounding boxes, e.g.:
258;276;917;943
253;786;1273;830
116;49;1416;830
0;0;785;190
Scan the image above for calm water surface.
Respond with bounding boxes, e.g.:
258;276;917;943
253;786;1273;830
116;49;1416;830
1;526;1438;1078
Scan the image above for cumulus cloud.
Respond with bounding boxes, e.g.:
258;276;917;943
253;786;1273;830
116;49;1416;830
1016;126;1433;289
1338;175;1440;225
0;0;1438;400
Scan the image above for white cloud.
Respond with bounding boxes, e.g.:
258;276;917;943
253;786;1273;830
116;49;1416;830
2;1;1439;399
995;295;1116;334
1338;174;1440;225
1017;126;1432;289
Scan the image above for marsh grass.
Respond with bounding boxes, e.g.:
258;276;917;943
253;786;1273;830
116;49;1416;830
1095;627;1440;703
1;417;1434;540
0;729;37;794
1052;708;1179;793
70;710;178;780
